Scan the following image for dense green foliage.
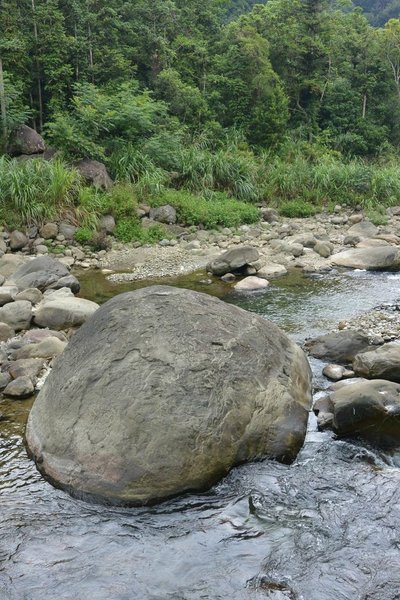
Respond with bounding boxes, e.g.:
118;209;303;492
1;0;400;237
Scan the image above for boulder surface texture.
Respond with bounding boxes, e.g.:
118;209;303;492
26;285;312;506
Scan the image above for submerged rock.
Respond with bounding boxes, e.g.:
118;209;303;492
26;285;312;506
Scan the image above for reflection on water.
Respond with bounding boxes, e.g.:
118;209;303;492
2;268;400;600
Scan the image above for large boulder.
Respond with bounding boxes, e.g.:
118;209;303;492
33;288;99;330
315;380;400;448
0;300;32;331
207;247;260;277
26;286;312;506
0;255;28;279
304;330;370;364
76;159;113;190
7;125;46;156
353;342;400;383
149;205;177;225
9;256;78;292
346;219;378;240
330;247;400;270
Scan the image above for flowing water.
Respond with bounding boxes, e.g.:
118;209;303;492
2;269;400;600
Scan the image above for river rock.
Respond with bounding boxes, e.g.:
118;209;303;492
234;276;269;292
314;241;334;258
0;322;15;342
47;275;80;294
7;125;45;156
0;255;27;278
15;288;43;305
330;247;400;270
99;214;116;234
304;330;370;363
9;231;28;251
22;329;67;344
76;159;113;190
320;380;400;447
353;342;400;383
13;337;67;360
33;288;99;330
257;263;287;279
39;223;58;240
8;358;45;381
0;285;18;306
58;222;76;240
207;247;260;276
9;256;70;292
26;285;312;506
347;220;378;239
4;376;35;399
0;372;11;390
0;301;32;331
322;364;354;382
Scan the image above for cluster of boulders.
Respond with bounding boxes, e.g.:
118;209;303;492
305;327;400;448
0;255;98;401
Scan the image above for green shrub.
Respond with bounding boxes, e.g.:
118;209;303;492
279;200;318;218
74;226;94;244
150;190;259;229
365;206;388;226
114;218;169;244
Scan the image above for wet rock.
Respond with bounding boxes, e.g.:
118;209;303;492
331;247;400;271
33;288;99;330
7;125;45;156
353;342;400;383
10;256;70;292
304;330;370;363
322;364;355;382
0;301;32;331
26;285;312;506
149;205;177;225
325;379;400;447
9;231;28;251
234;276;269;292
4;376;35;399
76;159;113;190
40;223;58;240
207;246;260;276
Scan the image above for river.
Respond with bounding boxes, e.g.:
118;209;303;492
1;269;400;600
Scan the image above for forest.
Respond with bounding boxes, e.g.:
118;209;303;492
1;0;400;240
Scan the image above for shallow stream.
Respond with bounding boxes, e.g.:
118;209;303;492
2;268;400;600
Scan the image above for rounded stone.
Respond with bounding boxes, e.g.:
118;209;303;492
26;286;312;506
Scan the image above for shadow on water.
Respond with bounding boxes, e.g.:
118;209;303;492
2;267;400;599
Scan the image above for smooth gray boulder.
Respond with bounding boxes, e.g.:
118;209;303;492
0;255;27;279
353;342;400;383
347;220;378;239
26;285;312;506
9;231;28;251
0;301;32;331
207;247;260;276
99;214;116;234
0;285;18;307
33;288;99;330
257;263;287;279
58;222;76;240
316;380;400;447
331;247;400;270
4;376;34;399
234;276;269;292
10;256;71;292
304;330;370;363
15;288;43;305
